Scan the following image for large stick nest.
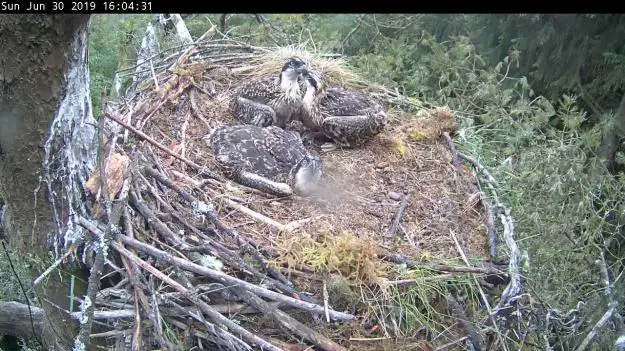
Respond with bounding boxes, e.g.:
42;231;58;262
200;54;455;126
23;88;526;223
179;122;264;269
84;27;519;350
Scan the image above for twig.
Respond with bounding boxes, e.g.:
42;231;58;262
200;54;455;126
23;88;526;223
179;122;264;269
32;245;77;287
340;15;365;54
442;132;499;258
399;225;417;249
75;122;119;350
575;305;617;351
104;111;219;179
167;317;249;351
164;299;252;350
323;281;330;323
435;336;469;351
112;241;282;351
381;254;506;275
381;274;454;285
219;196;287;230
386;193;411;237
575;241;625;351
180;114;189;173
188;88;212;129
149;59;159;90
492;206;521;312
117;234;356;321
142;166;295;288
450;229;504;351
598;240;625;332
90;329;133;339
128;189;187;248
446;293;482;351
119;206;149;351
442;132;460;168
230;287;347;351
458;152;500;188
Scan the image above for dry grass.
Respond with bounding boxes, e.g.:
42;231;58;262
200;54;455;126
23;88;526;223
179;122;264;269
121;47;490;349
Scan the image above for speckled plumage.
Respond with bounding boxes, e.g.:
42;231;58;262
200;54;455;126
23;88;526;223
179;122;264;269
208;124;323;196
299;69;388;149
229;57;307;128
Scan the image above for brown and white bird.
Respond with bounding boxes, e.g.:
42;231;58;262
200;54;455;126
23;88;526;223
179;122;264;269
296;68;387;151
229;56;308;128
207;124;323;197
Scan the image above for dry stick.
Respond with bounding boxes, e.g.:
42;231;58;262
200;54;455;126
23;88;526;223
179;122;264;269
230;287;347;351
117;234;356;321
163;299;250;351
132;297;142;350
147;164;288;231
136;98;169;131
120;207;150;350
167;25;217;72
167;318;246;351
148;275;175;351
432;264;505;275
458;152;500;188
104;111;221;180
383;274;454;286
450;230;505;351
32;245;76;287
574;241;624;351
111;242;282;351
386;193;411;237
79;214;152;350
435;336;469;351
72;302;281;320
399;225;417;249
446;293;483;351
381;254;505;276
75;123;118;349
442;132;498;258
180;114;189;173
575;305;617;351
129;190;187;249
90;329;132;339
188;88;213;129
220;196;288;230
136;171;301;298
142;166;295;289
492;207;521;312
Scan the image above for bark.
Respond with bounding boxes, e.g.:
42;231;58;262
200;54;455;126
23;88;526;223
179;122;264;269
0;302;45;341
0;14;97;350
133;21;160;85
598;92;625;173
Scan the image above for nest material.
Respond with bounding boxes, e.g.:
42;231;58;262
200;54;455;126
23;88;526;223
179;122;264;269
91;31;506;351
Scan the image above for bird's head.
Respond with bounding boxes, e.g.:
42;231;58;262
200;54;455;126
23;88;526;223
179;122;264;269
289;154;323;196
279;56;308;82
302;69;326;106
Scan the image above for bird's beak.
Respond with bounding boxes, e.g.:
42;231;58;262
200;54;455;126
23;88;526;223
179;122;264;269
298;66;309;75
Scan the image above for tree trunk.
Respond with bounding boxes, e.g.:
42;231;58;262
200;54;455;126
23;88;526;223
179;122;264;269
0;14;97;350
598;92;625;173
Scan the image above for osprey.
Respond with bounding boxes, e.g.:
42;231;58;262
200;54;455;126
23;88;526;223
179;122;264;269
207;124;323;197
229;56;308;129
297;68;387;151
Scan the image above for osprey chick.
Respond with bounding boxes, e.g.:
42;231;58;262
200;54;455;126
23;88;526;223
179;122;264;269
207;124;323;197
230;56;308;128
298;69;387;151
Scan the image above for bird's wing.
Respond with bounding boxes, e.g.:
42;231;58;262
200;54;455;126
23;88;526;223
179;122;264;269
234;76;280;102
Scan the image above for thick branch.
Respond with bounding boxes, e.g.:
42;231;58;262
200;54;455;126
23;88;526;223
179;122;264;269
0;301;44;341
